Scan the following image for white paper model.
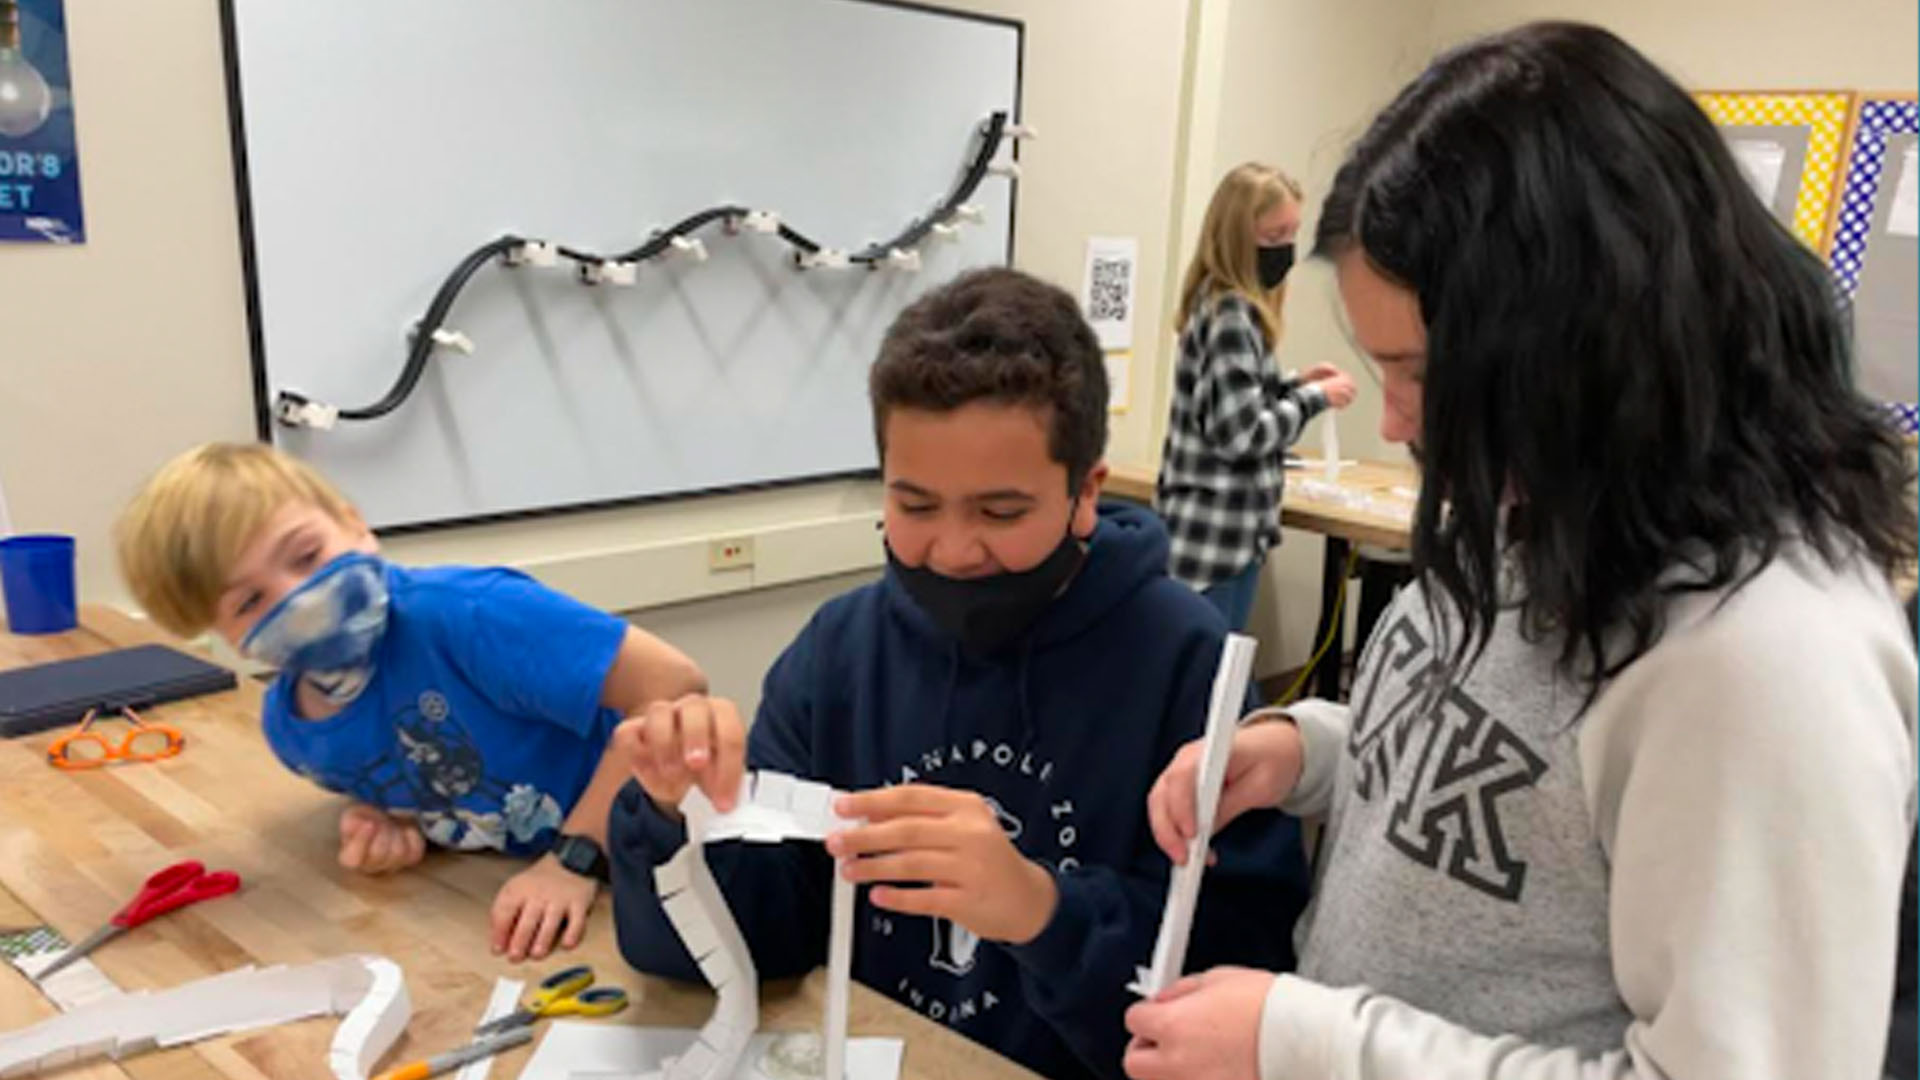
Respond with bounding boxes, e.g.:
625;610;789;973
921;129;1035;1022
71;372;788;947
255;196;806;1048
0;953;409;1079
1130;633;1258;998
654;772;859;1080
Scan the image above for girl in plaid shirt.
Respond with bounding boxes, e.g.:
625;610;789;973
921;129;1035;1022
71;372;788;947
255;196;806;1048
1155;163;1356;629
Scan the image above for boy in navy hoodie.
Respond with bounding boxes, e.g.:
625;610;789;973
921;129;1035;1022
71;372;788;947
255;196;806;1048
607;268;1310;1080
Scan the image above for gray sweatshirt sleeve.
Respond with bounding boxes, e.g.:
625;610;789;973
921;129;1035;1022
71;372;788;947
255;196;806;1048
1274;699;1348;821
1256;562;1917;1080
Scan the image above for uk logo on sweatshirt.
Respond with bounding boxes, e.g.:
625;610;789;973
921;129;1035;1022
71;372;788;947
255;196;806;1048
1348;615;1549;903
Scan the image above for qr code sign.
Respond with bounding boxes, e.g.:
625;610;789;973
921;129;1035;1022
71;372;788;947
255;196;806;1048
1088;256;1132;323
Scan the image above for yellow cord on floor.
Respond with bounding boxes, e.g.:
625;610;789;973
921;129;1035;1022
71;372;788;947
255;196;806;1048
1275;549;1361;706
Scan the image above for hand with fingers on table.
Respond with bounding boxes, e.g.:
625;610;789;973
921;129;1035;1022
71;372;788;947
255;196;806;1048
611;693;749;819
338;803;427;875
490;854;599;964
827;783;1057;946
1123;966;1274;1080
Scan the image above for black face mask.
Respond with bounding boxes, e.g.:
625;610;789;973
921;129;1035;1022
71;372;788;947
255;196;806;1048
888;515;1088;657
1256;243;1295;289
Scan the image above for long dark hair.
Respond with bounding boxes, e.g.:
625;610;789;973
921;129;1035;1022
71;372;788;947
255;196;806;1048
1314;21;1914;687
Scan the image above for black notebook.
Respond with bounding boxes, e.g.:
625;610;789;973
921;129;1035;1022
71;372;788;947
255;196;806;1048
0;644;238;737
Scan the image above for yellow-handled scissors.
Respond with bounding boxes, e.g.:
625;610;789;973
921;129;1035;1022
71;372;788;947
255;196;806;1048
472;965;628;1036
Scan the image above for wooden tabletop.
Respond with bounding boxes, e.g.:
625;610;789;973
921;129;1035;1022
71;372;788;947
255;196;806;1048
1107;459;1419;551
0;608;1038;1080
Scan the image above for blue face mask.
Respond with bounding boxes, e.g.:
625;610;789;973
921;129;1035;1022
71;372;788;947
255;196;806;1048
239;552;390;706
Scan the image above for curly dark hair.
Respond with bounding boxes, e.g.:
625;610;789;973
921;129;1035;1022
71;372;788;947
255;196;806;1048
870;267;1109;490
1314;21;1916;687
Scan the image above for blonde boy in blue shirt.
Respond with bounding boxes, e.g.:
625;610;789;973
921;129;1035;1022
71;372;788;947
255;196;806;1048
117;442;705;962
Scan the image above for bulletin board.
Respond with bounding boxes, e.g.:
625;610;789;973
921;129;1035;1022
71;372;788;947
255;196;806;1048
1829;94;1920;432
1696;90;1855;252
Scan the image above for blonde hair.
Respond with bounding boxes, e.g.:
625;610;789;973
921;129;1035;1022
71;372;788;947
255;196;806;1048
1177;162;1304;347
115;442;357;637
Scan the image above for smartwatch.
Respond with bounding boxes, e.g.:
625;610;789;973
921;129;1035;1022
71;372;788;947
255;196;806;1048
550;833;610;881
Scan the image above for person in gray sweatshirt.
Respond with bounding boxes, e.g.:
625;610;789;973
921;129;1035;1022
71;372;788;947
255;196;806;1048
1122;20;1918;1080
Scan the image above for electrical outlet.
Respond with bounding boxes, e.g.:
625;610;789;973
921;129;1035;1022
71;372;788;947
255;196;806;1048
708;536;755;571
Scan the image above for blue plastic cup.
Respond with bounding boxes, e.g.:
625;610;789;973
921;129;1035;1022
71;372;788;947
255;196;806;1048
0;535;78;634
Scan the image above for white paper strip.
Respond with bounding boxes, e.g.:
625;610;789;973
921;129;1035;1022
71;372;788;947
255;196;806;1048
697;773;853;844
1320;418;1340;483
455;977;526;1080
328;956;410;1080
823;874;855;1080
1131;634;1258;997
0;954;407;1079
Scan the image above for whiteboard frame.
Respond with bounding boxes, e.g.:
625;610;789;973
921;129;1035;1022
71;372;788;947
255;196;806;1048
216;0;1026;535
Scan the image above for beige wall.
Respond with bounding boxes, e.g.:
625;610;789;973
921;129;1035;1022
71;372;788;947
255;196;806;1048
6;1;1907;700
1430;0;1918;88
0;0;257;608
931;0;1195;469
1174;0;1434;676
0;0;1194;711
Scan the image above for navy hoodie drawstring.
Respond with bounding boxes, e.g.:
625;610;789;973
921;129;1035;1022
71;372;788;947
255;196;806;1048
1015;640;1046;786
934;640;962;764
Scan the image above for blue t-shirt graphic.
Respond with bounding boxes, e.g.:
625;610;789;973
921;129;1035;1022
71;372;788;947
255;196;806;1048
263;563;627;856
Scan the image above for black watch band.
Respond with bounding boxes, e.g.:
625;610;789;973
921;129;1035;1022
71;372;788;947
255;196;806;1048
550;833;609;881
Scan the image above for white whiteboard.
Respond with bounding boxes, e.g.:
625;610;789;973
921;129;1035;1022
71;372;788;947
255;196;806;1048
223;0;1022;529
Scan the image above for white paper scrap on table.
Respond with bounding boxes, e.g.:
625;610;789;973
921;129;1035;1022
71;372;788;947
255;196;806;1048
456;976;527;1080
1130;634;1257;998
518;1023;903;1080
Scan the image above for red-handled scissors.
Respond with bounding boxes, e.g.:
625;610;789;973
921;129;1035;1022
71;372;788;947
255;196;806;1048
34;860;241;981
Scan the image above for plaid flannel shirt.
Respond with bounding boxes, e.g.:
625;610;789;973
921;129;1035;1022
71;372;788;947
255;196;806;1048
1154;292;1327;590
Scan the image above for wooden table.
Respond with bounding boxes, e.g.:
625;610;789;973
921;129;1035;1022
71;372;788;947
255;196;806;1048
0;608;1039;1080
1107;459;1419;699
1106;459;1417;549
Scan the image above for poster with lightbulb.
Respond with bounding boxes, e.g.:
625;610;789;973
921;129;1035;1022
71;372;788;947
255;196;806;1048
0;0;81;244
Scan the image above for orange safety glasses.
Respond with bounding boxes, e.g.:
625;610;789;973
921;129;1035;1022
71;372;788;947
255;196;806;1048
47;706;185;771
